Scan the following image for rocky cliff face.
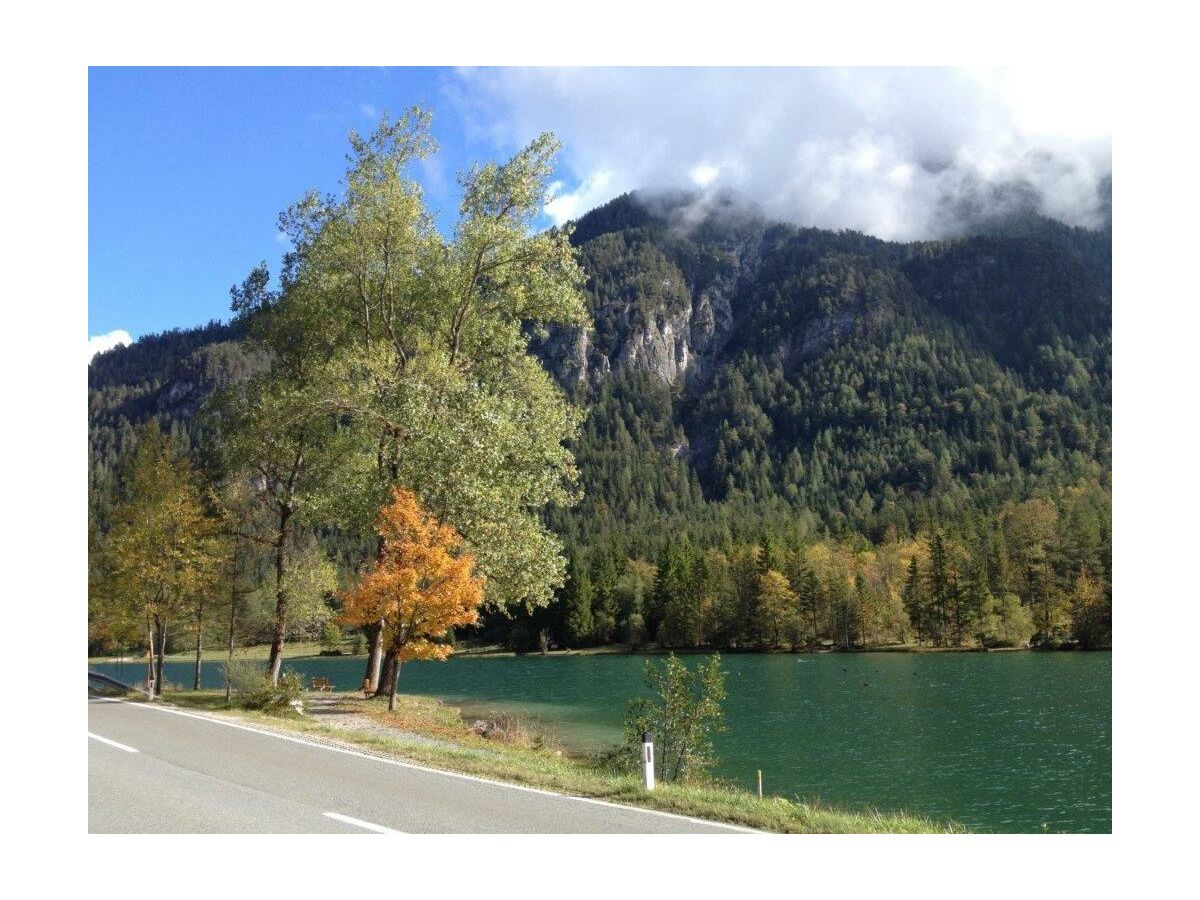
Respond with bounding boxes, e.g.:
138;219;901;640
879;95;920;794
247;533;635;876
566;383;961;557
533;279;741;391
612;303;693;384
534;209;759;393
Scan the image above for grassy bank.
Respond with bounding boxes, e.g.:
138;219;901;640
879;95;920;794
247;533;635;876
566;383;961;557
156;688;962;834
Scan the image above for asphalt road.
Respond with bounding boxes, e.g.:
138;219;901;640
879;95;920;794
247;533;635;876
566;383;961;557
88;698;752;833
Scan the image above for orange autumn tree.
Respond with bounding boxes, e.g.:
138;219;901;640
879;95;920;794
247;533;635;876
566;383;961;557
340;488;484;710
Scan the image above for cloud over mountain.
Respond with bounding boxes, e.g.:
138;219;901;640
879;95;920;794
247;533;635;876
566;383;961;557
88;329;132;363
450;67;1111;240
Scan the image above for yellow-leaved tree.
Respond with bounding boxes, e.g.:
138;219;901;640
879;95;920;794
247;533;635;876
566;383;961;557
341;489;484;710
99;422;223;696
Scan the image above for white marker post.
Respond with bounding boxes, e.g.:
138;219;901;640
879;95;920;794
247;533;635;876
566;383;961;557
641;731;655;791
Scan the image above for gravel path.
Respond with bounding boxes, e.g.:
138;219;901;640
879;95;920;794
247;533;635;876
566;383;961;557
173;693;476;761
300;694;462;750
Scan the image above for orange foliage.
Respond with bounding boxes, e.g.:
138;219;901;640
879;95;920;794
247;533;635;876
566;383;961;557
340;488;483;662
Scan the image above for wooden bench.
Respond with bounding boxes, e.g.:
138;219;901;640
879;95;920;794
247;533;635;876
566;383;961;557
310;676;333;692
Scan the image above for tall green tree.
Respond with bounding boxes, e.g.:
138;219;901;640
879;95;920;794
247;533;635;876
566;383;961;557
902;555;926;644
928;533;951;646
616;558;656;648
590;552;620;643
790;561;821;648
562;553;594;645
272;110;587;689
215;264;344;683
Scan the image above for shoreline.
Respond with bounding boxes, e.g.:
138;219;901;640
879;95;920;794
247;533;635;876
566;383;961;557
89;641;1111;666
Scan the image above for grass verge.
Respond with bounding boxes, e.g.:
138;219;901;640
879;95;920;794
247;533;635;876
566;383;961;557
156;688;963;834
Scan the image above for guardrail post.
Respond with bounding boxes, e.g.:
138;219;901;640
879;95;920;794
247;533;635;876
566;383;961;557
641;731;655;791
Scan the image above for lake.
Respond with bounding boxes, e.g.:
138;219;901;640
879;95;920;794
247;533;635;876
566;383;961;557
92;650;1111;833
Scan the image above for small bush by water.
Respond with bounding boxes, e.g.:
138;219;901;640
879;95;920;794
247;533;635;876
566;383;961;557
618;654;726;783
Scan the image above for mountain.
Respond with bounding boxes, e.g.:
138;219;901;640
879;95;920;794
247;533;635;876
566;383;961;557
531;193;1110;549
88;320;265;526
88;191;1111;647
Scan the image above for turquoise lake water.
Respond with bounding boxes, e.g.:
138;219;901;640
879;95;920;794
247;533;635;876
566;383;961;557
92;650;1111;833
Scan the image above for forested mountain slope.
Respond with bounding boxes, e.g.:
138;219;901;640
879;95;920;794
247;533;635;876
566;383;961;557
537;195;1110;546
89;192;1111;651
88;320;265;527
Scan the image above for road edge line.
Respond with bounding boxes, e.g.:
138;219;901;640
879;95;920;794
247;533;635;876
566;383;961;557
323;812;406;834
88;731;139;753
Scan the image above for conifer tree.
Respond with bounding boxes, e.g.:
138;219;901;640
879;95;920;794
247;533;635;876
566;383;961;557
928;533;950;646
563;553;594;646
902;556;926;645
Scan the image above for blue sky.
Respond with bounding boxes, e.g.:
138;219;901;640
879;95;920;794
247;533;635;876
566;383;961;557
89;67;1110;355
89;67;500;343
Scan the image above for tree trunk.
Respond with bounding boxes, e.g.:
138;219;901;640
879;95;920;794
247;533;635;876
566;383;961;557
146;616;156;700
388;660;401;712
361;529;390;692
193;596;205;690
374;647;398;699
265;506;293;684
363;620;384;692
225;601;236;704
226;538;239;704
153;615;166;697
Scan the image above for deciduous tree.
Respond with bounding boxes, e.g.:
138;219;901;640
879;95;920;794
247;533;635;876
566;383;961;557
340;489;484;711
101;423;223;696
273;111;587;690
216;263;345;683
754;569;796;649
1069;570;1111;649
622;654;727;783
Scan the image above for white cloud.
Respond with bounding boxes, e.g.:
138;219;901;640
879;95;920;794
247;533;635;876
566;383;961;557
88;329;132;363
360;103;378;119
449;67;1112;240
544;169;614;226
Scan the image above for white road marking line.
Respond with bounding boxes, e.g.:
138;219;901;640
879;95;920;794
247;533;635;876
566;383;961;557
88;732;139;753
103;698;757;832
323;812;405;834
